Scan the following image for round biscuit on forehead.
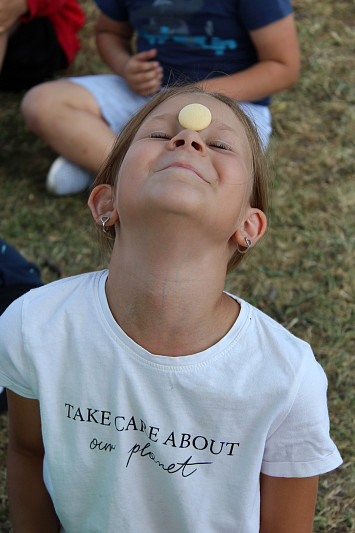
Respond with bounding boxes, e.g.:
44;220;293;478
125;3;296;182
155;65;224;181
178;103;212;131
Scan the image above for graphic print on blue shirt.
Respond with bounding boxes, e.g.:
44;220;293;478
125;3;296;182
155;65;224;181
133;0;237;56
131;0;240;81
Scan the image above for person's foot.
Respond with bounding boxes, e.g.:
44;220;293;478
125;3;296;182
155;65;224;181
46;157;94;195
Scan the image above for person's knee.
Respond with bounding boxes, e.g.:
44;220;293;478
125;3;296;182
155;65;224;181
21;80;84;133
21;80;102;136
21;81;63;134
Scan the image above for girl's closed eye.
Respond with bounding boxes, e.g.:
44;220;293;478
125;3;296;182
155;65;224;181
150;131;171;140
209;140;233;151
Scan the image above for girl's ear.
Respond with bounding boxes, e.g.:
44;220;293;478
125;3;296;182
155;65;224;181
233;207;267;249
88;184;119;227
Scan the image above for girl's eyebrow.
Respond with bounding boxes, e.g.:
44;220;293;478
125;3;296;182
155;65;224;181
145;113;176;123
210;119;237;135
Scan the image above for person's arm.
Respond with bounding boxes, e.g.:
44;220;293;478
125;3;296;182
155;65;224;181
0;0;26;72
259;473;319;533
7;390;61;533
95;13;163;96
0;0;28;32
0;0;73;31
0;30;8;71
199;14;300;102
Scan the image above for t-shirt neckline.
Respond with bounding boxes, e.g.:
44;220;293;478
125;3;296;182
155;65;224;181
96;269;250;368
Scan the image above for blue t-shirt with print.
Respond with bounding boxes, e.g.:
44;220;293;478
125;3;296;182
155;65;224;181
95;0;293;105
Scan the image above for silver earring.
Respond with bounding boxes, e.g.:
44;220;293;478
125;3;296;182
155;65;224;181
100;215;110;233
237;237;252;254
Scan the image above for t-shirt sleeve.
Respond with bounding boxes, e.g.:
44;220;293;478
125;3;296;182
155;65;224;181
95;0;129;22
238;0;293;31
0;295;37;399
261;351;342;477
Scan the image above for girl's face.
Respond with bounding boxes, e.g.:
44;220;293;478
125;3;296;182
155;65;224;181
115;93;254;245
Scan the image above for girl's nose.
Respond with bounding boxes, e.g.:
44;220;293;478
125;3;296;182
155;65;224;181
168;129;206;154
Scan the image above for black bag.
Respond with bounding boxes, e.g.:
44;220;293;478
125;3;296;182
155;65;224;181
0;17;65;91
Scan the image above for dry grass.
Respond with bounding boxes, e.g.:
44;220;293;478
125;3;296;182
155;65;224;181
0;0;354;530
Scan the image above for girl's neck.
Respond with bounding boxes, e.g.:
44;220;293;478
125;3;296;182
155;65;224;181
105;233;239;356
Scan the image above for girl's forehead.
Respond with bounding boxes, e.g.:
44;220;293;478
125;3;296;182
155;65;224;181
148;94;239;126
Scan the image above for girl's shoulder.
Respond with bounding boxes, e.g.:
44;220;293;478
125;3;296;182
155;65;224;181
1;270;108;328
23;269;106;302
233;295;317;374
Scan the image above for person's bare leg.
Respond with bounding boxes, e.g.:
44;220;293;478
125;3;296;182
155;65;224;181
21;80;116;174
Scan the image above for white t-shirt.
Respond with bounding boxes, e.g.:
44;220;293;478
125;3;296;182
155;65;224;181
0;270;342;533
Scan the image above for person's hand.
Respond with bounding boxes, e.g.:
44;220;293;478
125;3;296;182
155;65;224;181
0;0;28;33
122;49;163;96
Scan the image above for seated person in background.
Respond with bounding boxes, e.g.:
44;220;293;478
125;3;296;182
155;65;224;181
21;0;300;195
0;0;85;91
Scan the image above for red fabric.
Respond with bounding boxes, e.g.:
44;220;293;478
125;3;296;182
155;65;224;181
20;0;85;66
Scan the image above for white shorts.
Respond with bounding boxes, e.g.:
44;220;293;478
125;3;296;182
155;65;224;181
69;74;272;148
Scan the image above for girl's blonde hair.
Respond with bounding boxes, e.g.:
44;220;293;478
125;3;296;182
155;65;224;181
92;85;269;273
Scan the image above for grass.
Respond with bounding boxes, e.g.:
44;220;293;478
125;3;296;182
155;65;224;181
0;0;354;530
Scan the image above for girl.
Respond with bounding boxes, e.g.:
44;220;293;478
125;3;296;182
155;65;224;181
0;87;341;532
